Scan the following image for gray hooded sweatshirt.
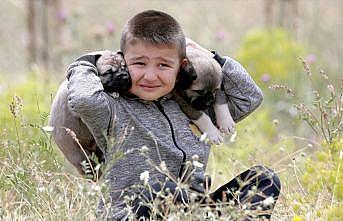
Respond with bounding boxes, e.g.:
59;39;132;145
66;52;263;220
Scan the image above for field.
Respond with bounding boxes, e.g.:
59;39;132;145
0;1;342;220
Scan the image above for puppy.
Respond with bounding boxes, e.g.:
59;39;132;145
174;45;235;144
49;51;129;178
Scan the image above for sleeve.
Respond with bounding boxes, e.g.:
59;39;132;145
66;52;113;154
217;55;263;122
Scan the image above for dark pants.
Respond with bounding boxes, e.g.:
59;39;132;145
133;165;281;220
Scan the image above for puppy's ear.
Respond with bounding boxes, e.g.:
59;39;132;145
178;58;197;90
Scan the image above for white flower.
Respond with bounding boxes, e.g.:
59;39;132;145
230;131;237;142
200;133;207;142
192;160;204;168
42;126;54;132
140;145;149;153
160;161;167;172
92;184;101;191
328;84;335;94
37;186;45;192
192;154;199;161
262;196;275;207
140;171;150;184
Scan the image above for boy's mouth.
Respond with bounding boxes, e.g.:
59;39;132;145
139;84;161;91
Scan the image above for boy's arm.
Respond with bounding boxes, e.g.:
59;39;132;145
214;52;263;122
66;52;113;154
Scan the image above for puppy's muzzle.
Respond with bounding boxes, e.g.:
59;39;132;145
191;92;215;110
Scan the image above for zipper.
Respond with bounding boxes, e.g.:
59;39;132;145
154;101;186;178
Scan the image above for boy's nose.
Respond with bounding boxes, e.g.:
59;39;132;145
143;67;158;81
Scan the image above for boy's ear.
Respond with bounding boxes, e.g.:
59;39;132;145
178;58;197;90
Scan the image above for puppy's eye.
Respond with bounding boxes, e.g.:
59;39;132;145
192;90;205;95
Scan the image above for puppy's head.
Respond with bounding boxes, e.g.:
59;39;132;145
97;51;132;94
183;47;222;110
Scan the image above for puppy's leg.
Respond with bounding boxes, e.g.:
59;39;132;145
173;88;223;144
192;113;223;145
214;90;235;134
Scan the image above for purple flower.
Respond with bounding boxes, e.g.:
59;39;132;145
106;22;115;35
261;73;270;83
215;30;227;41
306;54;316;64
57;10;67;22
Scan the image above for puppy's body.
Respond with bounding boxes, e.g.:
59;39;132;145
49;51;127;177
50;80;102;175
174;46;235;144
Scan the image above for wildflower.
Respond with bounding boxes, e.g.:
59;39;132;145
78;183;84;191
57;9;67;22
200;133;207;142
140;171;149;185
230;131;237;142
91;184;101;191
215;29;227;41
106;22;115;35
42;126;54;132
293;215;304;221
160;161;167;172
320;69;328;80
272;119;279;125
192;160;204;168
328;84;335;94
37;186;45;192
140;145;149;153
305;54;316;64
192;154;199;161
262;196;274;207
300;58;311;76
261;74;270;83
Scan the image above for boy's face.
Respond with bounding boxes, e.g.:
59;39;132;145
124;40;181;101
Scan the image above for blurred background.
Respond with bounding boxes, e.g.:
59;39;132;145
0;1;342;220
1;0;342;77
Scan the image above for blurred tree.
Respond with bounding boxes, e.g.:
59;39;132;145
264;0;299;38
279;0;298;38
27;0;37;67
26;0;63;74
264;0;275;28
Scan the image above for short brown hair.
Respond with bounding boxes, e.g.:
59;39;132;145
120;10;186;59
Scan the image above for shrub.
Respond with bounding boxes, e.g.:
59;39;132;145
236;28;304;86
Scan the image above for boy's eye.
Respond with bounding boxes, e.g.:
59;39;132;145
132;62;145;66
159;63;170;68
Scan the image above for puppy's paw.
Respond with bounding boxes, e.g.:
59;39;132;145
193;113;223;145
205;128;223;145
214;104;235;135
217;115;235;134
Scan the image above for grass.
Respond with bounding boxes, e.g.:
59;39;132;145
0;60;342;220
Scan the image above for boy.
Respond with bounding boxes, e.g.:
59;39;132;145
62;10;280;220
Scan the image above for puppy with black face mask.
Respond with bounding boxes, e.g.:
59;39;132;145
174;44;235;144
49;51;130;179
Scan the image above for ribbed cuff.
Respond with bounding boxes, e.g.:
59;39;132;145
211;51;226;67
